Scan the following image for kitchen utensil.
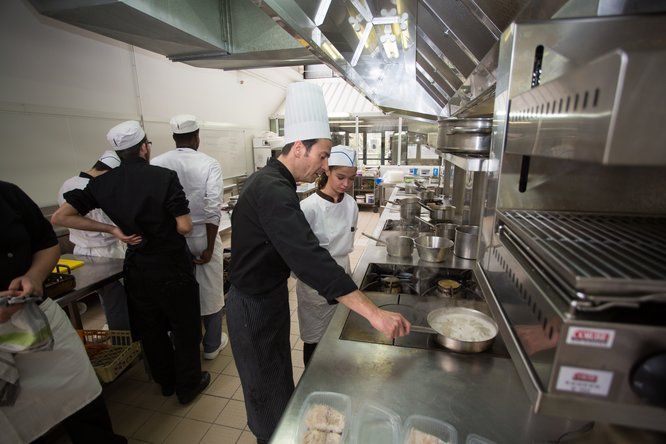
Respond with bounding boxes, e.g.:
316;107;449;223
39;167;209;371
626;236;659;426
416;217;457;240
362;233;414;258
417;189;436;202
454;225;480;259
411;307;498;352
437;117;492;153
414;235;454;262
418;202;456;222
388;197;423;222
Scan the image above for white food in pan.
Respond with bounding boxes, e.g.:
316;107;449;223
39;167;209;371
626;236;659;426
431;313;496;342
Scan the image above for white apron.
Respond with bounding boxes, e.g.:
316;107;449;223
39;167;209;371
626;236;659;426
296;193;358;343
187;233;225;316
73;242;126;260
0;298;101;443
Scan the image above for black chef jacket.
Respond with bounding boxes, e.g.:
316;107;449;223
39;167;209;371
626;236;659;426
0;181;58;290
64;157;190;255
229;157;357;303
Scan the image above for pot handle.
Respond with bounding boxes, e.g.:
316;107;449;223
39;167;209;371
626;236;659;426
361;232;386;245
416;216;436;229
410;325;438;335
446;126;491;135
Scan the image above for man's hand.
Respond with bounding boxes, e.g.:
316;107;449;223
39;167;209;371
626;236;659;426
369;308;411;339
0;290;24;323
8;275;41;297
110;226;143;245
193;248;213;265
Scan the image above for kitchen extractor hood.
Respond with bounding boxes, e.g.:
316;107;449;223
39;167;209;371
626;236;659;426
253;0;574;117
26;0;320;69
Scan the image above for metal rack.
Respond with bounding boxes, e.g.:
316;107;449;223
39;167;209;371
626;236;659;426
498;210;666;296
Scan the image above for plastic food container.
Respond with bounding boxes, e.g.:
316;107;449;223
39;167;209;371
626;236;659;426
402;415;458;444
466;433;496;444
295;391;352;443
365;194;375;204
350;402;402;444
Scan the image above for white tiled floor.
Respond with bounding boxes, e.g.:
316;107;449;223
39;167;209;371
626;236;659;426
91;209;381;443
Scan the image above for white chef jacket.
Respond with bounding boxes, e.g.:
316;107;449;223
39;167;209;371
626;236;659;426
57;174;121;250
296;191;358;343
152;148;225;315
151;148;223;238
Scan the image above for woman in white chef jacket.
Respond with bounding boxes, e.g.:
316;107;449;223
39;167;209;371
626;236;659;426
296;146;358;366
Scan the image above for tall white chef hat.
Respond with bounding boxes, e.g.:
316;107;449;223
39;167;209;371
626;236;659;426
106;121;146;151
98;150;121;169
170;114;199;134
328;145;357;167
283;82;331;144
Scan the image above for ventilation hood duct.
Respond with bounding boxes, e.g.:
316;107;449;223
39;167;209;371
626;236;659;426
253;0;571;118
26;0;319;69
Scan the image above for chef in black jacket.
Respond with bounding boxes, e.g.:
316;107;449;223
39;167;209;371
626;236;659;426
228;82;411;443
0;181;125;443
52;121;210;405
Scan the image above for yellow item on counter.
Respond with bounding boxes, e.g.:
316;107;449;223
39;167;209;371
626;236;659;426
53;258;85;273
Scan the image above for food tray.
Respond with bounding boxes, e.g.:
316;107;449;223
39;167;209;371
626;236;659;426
295;391;352;443
402;415;458;444
350;402;401;444
79;330;141;383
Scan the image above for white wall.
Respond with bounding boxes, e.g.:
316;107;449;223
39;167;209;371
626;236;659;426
0;0;301;206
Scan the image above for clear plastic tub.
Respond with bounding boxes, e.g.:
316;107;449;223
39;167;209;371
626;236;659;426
295;391;352;443
402;415;458;444
350;402;402;444
466;433;496;444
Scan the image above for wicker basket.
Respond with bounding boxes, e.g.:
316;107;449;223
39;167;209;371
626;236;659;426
79;330;141;383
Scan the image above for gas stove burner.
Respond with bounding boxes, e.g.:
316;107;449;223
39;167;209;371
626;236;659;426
437;279;462;298
381;276;402;294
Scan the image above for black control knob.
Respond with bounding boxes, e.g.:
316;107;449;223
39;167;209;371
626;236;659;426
630;352;666;407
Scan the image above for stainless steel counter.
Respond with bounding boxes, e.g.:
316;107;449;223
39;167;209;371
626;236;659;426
270;188;663;443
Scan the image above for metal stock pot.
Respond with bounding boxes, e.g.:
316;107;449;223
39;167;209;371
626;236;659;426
437;118;492;153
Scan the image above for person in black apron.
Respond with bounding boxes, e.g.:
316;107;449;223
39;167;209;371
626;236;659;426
52;121;209;405
228;83;411;443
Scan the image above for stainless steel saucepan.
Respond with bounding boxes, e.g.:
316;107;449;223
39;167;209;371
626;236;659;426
418;202;455;222
416;217;457;241
362;233;414;258
387;197;423;222
413;235;454;262
410;307;498;353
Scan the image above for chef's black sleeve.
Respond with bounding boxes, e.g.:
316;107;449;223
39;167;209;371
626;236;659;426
11;183;58;254
165;170;190;217
64;185;99;217
257;188;357;304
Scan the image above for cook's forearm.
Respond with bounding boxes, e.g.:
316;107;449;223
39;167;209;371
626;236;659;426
26;244;60;284
57;213;114;233
205;223;219;251
52;203;114;234
337;290;380;320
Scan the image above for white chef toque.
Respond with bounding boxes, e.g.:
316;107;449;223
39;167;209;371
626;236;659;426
170;114;199;134
283;82;331;144
106;121;146;151
328;145;357;167
98;150;121;169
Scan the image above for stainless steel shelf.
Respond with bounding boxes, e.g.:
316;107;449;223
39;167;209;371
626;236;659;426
440;152;490;171
498;210;666;295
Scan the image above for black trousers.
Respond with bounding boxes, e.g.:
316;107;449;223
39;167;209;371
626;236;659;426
33;395;126;444
227;283;294;442
303;342;318;367
123;249;202;395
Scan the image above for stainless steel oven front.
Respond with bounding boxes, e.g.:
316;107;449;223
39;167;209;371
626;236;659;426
477;12;666;432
